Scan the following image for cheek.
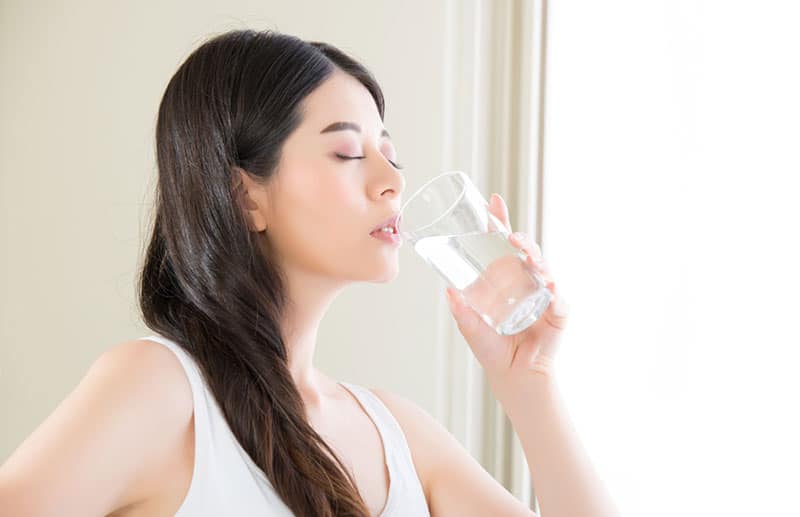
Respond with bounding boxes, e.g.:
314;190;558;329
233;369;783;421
273;169;366;269
313;181;366;249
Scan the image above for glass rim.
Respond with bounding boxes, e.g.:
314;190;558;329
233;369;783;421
399;170;469;237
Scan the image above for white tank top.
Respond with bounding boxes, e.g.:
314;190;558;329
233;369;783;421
140;334;431;517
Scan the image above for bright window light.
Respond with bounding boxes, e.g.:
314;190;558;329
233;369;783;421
543;1;800;515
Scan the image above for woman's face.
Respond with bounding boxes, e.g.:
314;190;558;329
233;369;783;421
249;68;406;284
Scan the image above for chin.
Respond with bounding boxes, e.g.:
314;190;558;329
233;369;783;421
375;272;399;283
369;260;400;283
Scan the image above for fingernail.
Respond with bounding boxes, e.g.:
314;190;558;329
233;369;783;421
527;254;544;266
511;231;525;241
446;289;460;313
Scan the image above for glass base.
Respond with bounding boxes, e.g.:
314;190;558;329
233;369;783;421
483;287;553;335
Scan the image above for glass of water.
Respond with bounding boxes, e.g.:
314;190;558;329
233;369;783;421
398;170;553;335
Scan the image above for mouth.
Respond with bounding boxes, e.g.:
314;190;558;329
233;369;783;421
370;213;402;246
369;213;401;235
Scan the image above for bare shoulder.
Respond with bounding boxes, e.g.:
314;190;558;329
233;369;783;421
367;387;435;428
366;388;445;503
0;337;194;516
368;387;536;517
99;337;194;406
92;337;195;434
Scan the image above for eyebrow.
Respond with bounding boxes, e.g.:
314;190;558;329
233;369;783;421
320;121;391;139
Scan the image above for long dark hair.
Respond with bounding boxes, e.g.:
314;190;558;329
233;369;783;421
138;29;385;516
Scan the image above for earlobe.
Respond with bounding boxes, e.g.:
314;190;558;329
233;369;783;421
241;194;268;233
232;166;268;233
243;203;267;233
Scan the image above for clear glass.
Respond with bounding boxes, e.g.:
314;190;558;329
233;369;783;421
398;170;553;335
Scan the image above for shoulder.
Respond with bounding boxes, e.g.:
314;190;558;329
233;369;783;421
97;338;194;400
367;386;537;517
366;387;448;502
94;338;196;507
97;338;195;415
86;338;197;501
0;338;195;515
366;386;440;436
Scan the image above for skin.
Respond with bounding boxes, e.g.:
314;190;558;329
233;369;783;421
235;68;406;410
0;67;618;516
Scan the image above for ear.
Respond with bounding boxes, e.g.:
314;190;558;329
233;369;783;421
232;166;269;233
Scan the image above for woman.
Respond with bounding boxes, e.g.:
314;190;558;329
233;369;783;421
0;29;617;516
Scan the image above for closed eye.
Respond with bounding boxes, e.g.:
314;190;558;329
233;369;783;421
334;153;403;170
335;153;365;160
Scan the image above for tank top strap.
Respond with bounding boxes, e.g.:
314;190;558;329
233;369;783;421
338;382;412;460
138;333;215;514
338;381;429;516
136;335;427;516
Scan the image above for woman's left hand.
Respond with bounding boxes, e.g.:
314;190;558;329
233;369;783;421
445;193;570;385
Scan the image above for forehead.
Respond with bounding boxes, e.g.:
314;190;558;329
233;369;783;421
298;69;383;137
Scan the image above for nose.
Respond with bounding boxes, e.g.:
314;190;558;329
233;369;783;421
372;159;405;200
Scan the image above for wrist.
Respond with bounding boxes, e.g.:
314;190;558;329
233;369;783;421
488;369;559;407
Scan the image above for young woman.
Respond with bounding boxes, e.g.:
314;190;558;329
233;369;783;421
0;29;618;516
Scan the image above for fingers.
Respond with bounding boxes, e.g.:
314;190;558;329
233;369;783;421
489;193;512;232
507;233;570;326
510;231;543;262
509;232;556;293
488;195;567;323
483;199;571;331
445;287;483;335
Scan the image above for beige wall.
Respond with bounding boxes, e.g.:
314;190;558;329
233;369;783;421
0;0;452;462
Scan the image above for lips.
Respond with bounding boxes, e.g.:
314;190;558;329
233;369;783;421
370;213;400;234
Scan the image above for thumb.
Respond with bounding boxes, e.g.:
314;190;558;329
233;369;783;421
445;287;510;371
445;287;480;333
446;288;501;347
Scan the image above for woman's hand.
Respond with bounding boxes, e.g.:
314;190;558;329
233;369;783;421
445;193;570;386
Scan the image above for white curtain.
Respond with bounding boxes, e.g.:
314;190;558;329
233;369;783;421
440;0;547;511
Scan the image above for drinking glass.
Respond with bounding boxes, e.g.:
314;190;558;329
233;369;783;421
398;170;552;335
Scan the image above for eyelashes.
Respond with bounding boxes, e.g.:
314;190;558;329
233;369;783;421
335;153;404;170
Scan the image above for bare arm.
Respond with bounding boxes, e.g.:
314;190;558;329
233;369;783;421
0;339;193;516
490;374;619;517
371;388;537;517
435;192;619;516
